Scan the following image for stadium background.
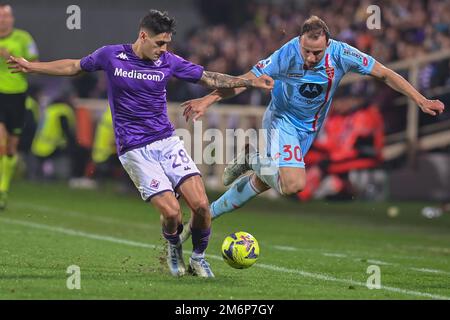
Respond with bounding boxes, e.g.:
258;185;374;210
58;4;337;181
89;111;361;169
2;0;450;301
14;0;450;202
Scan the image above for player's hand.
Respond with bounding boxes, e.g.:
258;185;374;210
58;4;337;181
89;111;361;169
7;56;32;73
419;99;445;116
181;97;213;122
250;75;274;90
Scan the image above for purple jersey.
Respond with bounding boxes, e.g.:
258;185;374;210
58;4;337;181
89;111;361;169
80;44;204;155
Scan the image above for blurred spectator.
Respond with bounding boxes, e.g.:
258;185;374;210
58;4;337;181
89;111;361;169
30;93;77;180
70;104;94;180
18;85;41;179
298;94;385;201
18;85;41;155
91;108;115;170
89;108;123;184
81;107;131;192
169;0;450;119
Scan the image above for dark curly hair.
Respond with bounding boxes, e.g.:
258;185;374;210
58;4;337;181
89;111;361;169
139;9;176;35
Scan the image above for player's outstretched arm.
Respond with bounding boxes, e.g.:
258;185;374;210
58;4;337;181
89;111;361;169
7;56;82;76
370;61;445;116
198;70;273;90
182;71;259;121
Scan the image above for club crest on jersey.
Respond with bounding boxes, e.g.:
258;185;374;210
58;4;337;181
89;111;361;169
116;52;129;60
325;66;335;80
256;58;272;69
150;179;160;189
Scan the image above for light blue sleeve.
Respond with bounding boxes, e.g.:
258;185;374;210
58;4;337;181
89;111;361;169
336;42;375;75
251;44;290;79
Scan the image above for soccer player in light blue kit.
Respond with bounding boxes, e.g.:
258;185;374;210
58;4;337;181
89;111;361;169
8;10;273;277
181;16;445;236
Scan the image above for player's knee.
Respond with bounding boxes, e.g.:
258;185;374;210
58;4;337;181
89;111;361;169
159;201;181;221
190;198;210;217
281;180;306;195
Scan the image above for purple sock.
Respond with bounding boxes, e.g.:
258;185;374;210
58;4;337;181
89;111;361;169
163;228;180;246
191;227;211;255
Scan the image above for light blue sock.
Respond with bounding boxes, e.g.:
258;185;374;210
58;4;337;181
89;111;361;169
211;175;261;220
248;153;283;194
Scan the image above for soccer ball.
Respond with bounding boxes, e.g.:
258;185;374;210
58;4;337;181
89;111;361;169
221;231;260;269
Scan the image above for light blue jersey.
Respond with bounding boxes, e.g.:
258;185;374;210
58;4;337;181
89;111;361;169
251;37;376;168
252;37;375;132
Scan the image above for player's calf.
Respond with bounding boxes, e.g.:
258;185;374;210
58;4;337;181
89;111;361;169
189;198;211;227
279;179;306;195
153;193;182;233
278;167;306;195
151;192;186;276
176;175;214;276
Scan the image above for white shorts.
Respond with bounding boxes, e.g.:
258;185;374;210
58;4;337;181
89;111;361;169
119;136;201;201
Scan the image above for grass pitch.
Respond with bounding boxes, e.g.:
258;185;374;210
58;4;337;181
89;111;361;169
0;180;449;299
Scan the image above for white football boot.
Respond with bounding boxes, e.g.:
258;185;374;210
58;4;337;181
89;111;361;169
188;256;215;278
167;242;186;277
223;143;256;186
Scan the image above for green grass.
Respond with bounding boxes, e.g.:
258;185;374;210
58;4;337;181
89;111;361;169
0;180;449;299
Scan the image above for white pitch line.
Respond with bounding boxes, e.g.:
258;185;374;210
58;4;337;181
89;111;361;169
407;245;450;254
366;259;394;266
253;263;450;300
410;268;450;276
13;202;157;231
410;267;443;276
272;245;298;252
271;243;424;261
272;244;450;276
1;217;449;300
323;253;348;258
0;217;156;249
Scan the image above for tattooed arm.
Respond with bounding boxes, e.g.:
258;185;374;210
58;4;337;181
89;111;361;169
182;71;271;121
198;71;273;90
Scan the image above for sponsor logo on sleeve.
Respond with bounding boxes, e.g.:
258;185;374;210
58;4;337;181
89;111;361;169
343;48;369;66
256;58;272;69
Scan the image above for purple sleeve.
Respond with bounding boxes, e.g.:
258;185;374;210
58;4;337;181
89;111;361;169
80;46;108;72
170;53;204;83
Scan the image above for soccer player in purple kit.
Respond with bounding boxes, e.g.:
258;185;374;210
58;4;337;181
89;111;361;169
8;10;274;278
